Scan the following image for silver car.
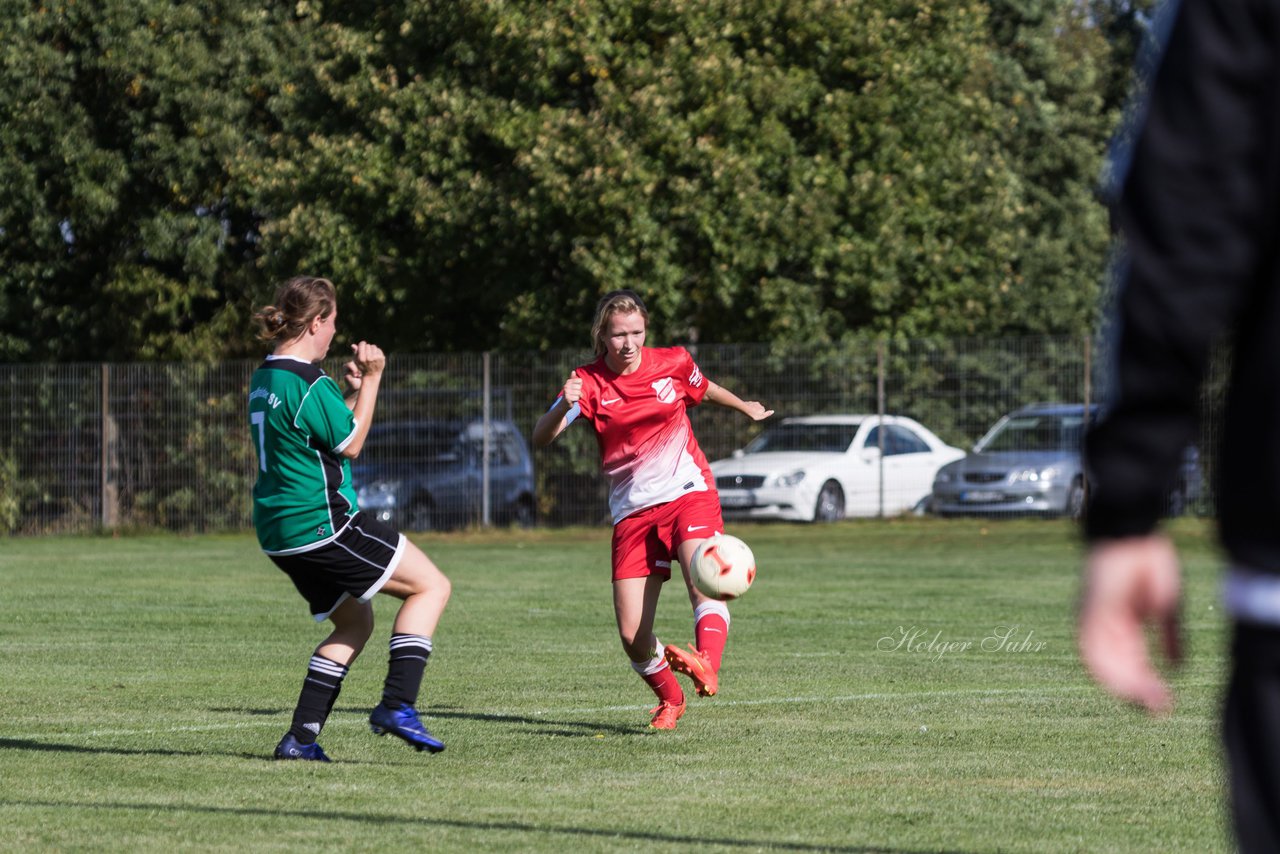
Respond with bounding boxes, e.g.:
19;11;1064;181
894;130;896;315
929;403;1201;518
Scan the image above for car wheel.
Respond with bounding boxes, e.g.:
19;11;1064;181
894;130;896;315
912;495;933;517
510;496;535;528
1065;479;1086;520
814;481;845;523
405;497;434;532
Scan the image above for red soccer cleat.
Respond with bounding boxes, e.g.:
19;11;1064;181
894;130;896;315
648;700;686;730
664;643;719;697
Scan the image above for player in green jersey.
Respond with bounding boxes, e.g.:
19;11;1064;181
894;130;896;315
249;276;452;760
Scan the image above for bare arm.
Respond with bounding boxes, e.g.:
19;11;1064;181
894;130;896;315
340;342;384;459
704;380;773;421
532;371;582;447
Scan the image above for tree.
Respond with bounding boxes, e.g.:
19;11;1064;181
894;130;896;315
0;0;1136;361
0;0;300;361
982;0;1118;336
238;0;1054;351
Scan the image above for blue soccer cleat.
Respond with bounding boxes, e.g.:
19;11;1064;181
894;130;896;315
369;703;446;753
273;733;331;762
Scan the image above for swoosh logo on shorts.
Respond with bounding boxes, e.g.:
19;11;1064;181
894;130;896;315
686;525;708;532
602;397;621;406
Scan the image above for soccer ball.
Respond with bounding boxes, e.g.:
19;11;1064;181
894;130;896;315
690;534;756;600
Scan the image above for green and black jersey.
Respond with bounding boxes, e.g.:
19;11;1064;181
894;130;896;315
249;355;359;554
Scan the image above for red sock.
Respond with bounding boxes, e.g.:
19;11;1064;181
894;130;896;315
695;606;730;672
635;658;684;705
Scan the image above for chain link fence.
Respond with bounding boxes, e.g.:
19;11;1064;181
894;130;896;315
0;337;1226;535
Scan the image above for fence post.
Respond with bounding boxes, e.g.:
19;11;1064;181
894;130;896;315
877;339;886;518
100;363;119;530
482;351;492;527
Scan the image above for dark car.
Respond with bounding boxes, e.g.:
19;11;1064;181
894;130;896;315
929;403;1202;519
351;419;536;530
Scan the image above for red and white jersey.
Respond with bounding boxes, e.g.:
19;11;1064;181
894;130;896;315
557;346;714;523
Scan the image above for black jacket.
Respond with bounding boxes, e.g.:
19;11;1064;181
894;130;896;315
1085;0;1280;572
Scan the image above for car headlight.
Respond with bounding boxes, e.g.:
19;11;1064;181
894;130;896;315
357;481;400;505
773;470;806;487
1010;467;1060;484
934;471;953;484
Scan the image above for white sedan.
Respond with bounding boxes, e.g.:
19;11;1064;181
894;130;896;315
710;415;965;521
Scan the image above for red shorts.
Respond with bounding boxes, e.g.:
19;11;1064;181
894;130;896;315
610;489;725;581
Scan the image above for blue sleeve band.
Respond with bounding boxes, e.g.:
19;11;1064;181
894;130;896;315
547;396;581;426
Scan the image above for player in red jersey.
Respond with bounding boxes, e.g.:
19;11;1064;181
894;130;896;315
532;290;772;729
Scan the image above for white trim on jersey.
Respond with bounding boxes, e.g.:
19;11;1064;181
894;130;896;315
315;445;354;539
293;380;320;431
260;514;353;556
334;416;358;453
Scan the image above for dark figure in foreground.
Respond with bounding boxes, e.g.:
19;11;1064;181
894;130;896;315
1079;0;1280;849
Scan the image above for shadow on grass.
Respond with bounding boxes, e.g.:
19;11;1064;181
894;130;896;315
426;708;642;736
0;798;970;853
0;737;402;766
208;708;282;716
0;736;269;762
208;705;646;737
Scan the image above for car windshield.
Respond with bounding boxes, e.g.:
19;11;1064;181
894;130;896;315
743;422;859;454
362;426;465;465
976;414;1084;453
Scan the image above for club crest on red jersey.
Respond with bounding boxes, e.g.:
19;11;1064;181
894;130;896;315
652;377;676;404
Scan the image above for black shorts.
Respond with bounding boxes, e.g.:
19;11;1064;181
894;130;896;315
268;512;406;621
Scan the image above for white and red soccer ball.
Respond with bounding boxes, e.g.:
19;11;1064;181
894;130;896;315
690;534;756;600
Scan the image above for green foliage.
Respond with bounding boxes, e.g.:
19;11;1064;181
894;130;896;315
243;0;1043;348
0;0;297;361
983;0;1116;336
0;446;33;532
1;0;1135;361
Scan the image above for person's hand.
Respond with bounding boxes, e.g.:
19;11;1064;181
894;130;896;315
562;370;583;406
1078;534;1183;715
741;401;774;421
351;342;385;378
342;360;363;392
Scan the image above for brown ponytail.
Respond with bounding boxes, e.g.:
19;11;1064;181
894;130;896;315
254;276;337;343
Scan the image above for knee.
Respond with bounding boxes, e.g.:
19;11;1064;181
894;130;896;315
618;633;649;662
408;571;450;603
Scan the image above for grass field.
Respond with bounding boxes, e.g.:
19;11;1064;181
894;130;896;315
0;518;1231;852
